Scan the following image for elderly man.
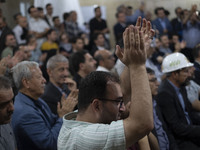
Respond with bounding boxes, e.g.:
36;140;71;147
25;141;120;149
41;54;77;115
94;49;115;72
157;52;200;149
11;61;78;150
0;76;16;150
58;22;153;149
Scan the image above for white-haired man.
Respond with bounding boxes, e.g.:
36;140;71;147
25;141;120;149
11;61;78;150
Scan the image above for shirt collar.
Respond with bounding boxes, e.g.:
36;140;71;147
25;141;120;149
167;79;180;93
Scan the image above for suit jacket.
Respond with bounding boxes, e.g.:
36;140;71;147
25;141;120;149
156;79;200;148
152;17;172;35
12;92;62;150
193;61;200;86
41;82;70;115
44;15;51;27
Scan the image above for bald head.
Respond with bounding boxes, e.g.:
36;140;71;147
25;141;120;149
94;50;115;70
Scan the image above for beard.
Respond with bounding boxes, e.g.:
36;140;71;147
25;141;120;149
181;77;190;86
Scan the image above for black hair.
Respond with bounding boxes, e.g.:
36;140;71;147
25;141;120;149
78;71;120;111
46;29;55;37
63;12;69;21
13;12;21;21
93;33;104;41
28;5;35;14
69;50;88;75
46;3;51;9
146;67;155;74
94;6;100;12
154;7;165;15
37;7;43;11
52;16;59;22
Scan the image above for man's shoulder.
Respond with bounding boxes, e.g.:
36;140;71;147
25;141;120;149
58;115;125;150
41;82;61;99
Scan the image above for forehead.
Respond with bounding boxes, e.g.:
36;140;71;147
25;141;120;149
30;67;41;75
55;62;68;68
84;53;93;60
106;81;122;97
7;34;14;39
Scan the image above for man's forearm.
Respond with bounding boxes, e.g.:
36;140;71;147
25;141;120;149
129;65;153;127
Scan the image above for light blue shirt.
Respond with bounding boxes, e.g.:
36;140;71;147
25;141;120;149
153;100;169;150
168;80;191;124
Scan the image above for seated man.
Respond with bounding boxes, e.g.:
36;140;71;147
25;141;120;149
157;52;200;149
41;54;77;115
58;24;153;149
0;76;16;150
94;49;115;72
69;50;96;88
11;61;78;150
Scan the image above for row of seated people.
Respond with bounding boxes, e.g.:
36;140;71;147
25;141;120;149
0;4;200;150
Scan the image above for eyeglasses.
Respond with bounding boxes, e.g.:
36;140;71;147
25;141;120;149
149;78;157;82
98;98;124;109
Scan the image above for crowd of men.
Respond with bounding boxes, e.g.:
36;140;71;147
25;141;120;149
0;2;200;150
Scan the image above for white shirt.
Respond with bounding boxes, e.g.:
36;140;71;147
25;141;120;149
13;25;26;45
46;14;54;27
28;17;49;62
96;66;110;72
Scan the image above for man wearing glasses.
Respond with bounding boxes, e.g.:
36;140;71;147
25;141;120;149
58;19;154;150
0;76;16;150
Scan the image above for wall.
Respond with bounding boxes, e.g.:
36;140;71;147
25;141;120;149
0;0;199;49
0;0;33;28
79;0;200;49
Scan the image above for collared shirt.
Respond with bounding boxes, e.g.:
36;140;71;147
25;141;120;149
58;112;126;150
28;17;49;62
153;100;169;150
51;83;68;97
46;14;53;27
168;80;191;124
159;46;172;55
186;80;200;103
159;18;167;30
13;25;26;44
66;21;80;39
183;21;200;48
0;124;16;150
96;66;110;72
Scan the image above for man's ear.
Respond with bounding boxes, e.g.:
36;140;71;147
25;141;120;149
91;99;103;113
22;78;29;89
79;63;84;71
47;68;52;77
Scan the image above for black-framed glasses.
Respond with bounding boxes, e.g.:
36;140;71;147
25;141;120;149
98;98;124;109
149;78;157;82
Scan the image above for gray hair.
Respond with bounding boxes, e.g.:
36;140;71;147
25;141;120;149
46;54;68;69
12;61;39;89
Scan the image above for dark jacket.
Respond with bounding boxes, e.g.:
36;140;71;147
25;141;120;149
156;79;200;149
41;82;70;115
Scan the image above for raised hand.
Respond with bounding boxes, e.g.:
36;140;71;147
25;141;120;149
115;25;146;67
136;17;155;50
57;89;78;118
